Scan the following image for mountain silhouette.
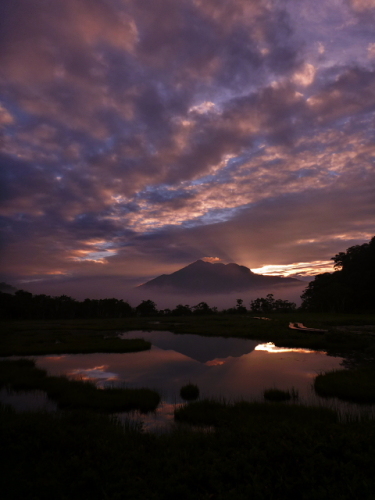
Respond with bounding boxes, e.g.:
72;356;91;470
137;260;300;293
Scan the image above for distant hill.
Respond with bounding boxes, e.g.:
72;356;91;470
137;260;300;294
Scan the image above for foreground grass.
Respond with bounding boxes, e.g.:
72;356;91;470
174;398;339;427
263;387;299;402
0;359;160;413
315;368;375;404
2;398;375;499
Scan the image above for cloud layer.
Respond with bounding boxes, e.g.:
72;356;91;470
1;0;375;299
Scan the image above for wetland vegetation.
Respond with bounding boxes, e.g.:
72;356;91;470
0;359;160;413
2;395;375;499
1;313;375;498
1;238;375;498
315;368;375;404
2;310;375;356
263;387;299;402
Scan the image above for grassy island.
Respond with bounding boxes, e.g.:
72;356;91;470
0;359;160;413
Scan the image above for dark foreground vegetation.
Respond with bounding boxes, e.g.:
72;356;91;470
0;324;151;356
2;397;375;499
0;359;160;413
315;368;375;404
1;313;375;498
263;387;298;402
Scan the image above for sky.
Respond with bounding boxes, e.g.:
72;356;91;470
1;0;375;302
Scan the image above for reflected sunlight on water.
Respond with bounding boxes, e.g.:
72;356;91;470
3;330;374;431
254;342;325;354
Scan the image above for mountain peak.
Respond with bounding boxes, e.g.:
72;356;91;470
137;259;300;293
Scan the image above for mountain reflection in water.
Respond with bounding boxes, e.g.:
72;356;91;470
33;331;343;406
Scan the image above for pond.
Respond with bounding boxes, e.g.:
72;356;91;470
16;329;358;431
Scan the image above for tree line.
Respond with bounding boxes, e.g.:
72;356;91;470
0;291;296;320
301;236;375;313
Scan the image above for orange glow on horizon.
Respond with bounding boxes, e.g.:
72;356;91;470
252;260;333;277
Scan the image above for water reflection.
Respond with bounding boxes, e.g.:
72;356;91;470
119;330;259;363
32;332;343;403
255;342;325;354
68;365;119;383
2;331;355;431
0;388;57;412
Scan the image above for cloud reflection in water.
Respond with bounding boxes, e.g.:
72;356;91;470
67;365;119;384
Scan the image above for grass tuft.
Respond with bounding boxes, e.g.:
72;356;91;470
263;387;299;402
314;368;375;404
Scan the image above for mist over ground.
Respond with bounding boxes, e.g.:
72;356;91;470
128;282;307;310
21;277;306;310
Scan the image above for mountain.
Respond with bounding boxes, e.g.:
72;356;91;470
137;260;300;294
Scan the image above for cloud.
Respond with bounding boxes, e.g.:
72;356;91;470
0;0;374;300
348;0;375;12
292;63;316;86
202;257;223;263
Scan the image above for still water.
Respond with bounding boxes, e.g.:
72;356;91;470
25;330;351;431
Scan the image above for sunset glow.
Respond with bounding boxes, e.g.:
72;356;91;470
252;261;334;278
1;0;374;299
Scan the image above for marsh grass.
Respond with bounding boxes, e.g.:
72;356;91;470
263;387;299;402
3;395;375;498
0;359;160;413
315;367;375;404
174;398;337;427
180;383;200;401
0;328;151;356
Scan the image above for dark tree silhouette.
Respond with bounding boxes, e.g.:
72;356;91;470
250;294;296;313
0;291;134;320
135;300;158;317
192;302;214;315
236;299;247;314
171;304;192;316
301;236;375;312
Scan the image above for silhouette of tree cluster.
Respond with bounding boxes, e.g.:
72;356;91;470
135;300;158;317
301;236;375;312
0;291;134;320
0;287;300;320
250;294;296;313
